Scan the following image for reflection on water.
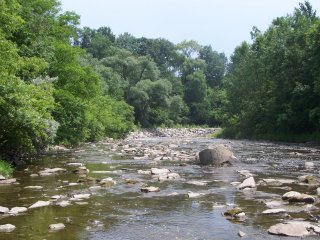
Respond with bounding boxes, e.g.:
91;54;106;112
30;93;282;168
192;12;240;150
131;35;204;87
0;138;319;239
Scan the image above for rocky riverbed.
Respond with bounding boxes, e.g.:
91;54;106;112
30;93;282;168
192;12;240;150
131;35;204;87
0;128;320;239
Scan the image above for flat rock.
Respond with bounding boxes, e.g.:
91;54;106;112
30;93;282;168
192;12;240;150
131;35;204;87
29;200;51;209
0;178;17;184
268;221;316;237
9;207;27;214
24;186;43;189
237;177;256;190
187;180;208;186
0;206;9;214
262;208;286;214
141;186;160;193
49;223;65;231
0;224;16;232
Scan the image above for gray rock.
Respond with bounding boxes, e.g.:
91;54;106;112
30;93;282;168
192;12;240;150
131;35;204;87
49;223;65;231
0;175;5;180
29;201;51;209
237;177;256;190
238;230;247;237
199;144;237;166
0;224;16;232
268;221;316;237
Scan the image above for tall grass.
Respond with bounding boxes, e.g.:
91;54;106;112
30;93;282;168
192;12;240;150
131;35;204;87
0;160;14;178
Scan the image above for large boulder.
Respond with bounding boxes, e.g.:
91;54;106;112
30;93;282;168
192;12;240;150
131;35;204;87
199;144;237;166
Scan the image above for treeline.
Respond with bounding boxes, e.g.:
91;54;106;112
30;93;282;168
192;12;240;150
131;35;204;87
222;1;320;142
1;0;319;161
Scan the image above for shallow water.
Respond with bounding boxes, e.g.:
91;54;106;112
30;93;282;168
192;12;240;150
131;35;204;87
0;137;319;240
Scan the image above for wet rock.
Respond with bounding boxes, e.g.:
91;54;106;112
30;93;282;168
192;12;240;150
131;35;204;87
72;193;91;200
0;178;17;184
238;170;253;178
238;230;247;237
187;192;204;198
29;201;51;209
24;186;43;189
282;191;316;203
99;177;116;187
237;177;256;190
39;168;66;176
73;166;89;175
56;201;71;207
0;206;9;214
258;178;295;186
199;144;237;166
0;224;16;232
224;207;246;221
268;221;318;237
141;186;160;193
9;207;27;214
298;175;319;185
49;223;65;231
158;172;180;181
262;208;286;214
187;180;208;186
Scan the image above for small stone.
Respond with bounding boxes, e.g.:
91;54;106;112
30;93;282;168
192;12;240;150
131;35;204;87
24;186;43;189
141;186;160;193
29;201;51;209
265;201;283;208
99;177;116;187
137;170;151;175
89;186;102;190
39;168;66;176
238;230;247;237
49;223;65;231
30;174;39;177
262;208;286;214
0;175;6;180
187;192;203;198
282;191;315;203
50;195;62;200
68;182;79;186
0;224;16;232
305;162;314;169
67;163;83;167
73;193;91;199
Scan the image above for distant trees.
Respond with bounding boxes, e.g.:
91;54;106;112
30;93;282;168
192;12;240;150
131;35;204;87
223;1;320;141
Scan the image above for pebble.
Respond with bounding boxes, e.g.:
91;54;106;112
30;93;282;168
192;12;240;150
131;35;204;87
49;223;65;231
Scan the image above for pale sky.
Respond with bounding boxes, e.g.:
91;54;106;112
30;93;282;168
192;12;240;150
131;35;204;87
59;0;320;57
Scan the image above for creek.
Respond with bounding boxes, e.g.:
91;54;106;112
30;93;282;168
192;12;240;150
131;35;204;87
0;131;319;240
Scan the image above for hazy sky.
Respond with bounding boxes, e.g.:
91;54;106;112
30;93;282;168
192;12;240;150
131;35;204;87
59;0;320;57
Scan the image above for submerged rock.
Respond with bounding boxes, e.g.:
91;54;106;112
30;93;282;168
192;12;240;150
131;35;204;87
0;224;16;232
199;144;237;166
224;207;246;221
9;207;27;214
39;168;66;176
29;201;51;209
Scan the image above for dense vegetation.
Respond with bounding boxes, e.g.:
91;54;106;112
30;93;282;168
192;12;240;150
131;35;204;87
222;1;320;142
0;0;319;163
